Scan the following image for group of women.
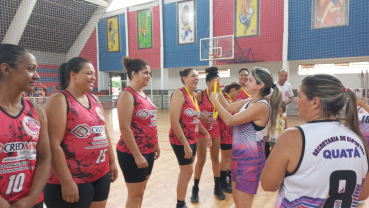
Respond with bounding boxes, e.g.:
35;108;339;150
0;43;369;208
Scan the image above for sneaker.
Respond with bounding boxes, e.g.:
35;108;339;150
359;200;366;204
176;203;188;208
191;186;199;202
214;186;226;200
221;181;232;193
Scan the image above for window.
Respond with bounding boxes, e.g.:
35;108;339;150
298;62;369;75
197;68;230;78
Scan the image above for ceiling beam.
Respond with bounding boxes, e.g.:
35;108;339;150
84;0;109;7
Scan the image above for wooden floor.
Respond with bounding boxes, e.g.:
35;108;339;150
104;109;369;208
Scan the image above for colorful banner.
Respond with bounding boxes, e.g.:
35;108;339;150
234;0;260;38
177;0;196;45
312;0;349;29
107;16;120;52
137;9;153;49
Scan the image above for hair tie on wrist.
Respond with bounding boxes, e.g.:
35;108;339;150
345;87;348;92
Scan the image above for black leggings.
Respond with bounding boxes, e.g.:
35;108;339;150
43;172;111;208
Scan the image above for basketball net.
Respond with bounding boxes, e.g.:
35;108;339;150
209;54;219;66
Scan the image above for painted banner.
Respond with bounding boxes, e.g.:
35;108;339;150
137;9;153;49
107;16;120;52
312;0;349;29
177;0;196;45
234;0;260;38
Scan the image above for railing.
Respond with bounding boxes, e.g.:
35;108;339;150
24;94;173;109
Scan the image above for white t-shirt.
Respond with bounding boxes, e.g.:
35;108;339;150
275;81;293;103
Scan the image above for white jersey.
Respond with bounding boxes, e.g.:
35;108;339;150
275;81;293;103
358;107;369;143
276;120;368;208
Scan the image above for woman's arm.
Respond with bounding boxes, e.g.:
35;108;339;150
196;91;209;123
218;94;248;113
44;93;79;203
91;95;118;183
198;122;212;148
11;104;51;207
170;90;192;159
359;173;369;200
285;116;288;129
357;97;369;113
261;128;303;191
210;92;268;126
117;91;148;169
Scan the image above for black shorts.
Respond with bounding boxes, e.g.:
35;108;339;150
171;143;197;166
43;172;111;208
220;144;232;150
33;202;43;208
117;150;155;183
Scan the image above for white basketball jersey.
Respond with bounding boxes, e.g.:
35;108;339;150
276;120;368;208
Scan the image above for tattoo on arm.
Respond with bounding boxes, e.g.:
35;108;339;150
178;136;187;145
34;104;45;121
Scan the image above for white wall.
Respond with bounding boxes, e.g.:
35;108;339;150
145;62;283;92
110;56;369;93
289;56;369;90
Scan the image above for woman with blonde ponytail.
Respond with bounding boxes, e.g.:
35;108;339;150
209;67;282;208
261;74;369;207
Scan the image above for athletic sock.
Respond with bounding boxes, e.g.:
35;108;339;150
214;177;220;188
220;170;227;182
227;170;232;182
177;199;185;206
194;178;200;187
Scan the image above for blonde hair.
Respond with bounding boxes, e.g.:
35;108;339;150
250;67;282;137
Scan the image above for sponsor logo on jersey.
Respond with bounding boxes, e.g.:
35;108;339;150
360;111;364;114
72;124;105;139
0;142;37;154
23;117;40;137
185;108;200;117
96;107;105;121
137;109;150;119
136;109;157;120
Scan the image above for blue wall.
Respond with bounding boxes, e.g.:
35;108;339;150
98;14;126;71
163;0;209;68
288;0;369;61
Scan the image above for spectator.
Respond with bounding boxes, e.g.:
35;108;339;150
39;82;47;94
275;69;294;112
33;87;39;97
52;86;59;94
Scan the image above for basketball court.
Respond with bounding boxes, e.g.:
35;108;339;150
1;0;369;207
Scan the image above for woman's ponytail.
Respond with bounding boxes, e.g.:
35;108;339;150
269;86;282;138
58;63;68;90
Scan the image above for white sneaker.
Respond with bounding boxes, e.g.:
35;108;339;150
359;200;365;204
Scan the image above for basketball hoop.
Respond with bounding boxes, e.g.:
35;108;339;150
209;54;219;66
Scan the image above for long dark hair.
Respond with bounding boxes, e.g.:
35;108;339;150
179;68;195;84
122;56;149;80
0;44;29;78
301;74;367;151
59;57;91;90
251;67;282;137
205;66;219;83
